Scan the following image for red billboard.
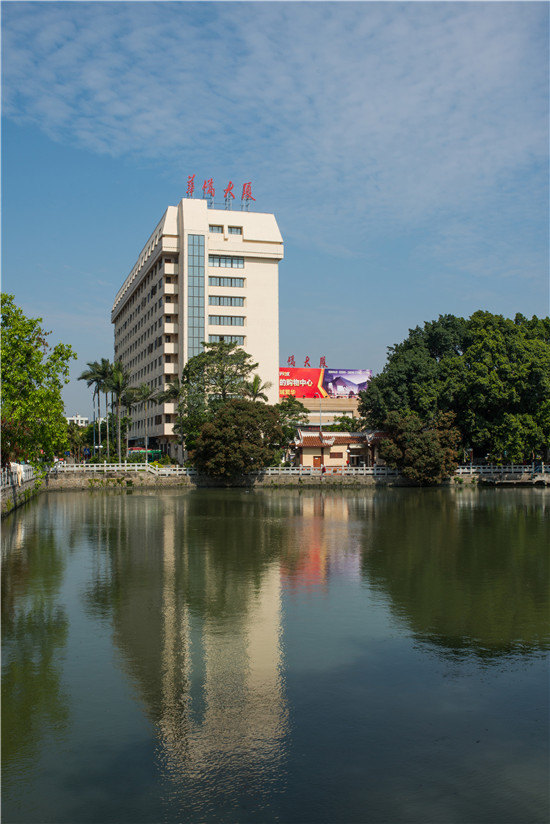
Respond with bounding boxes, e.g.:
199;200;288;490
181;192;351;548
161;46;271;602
279;368;372;399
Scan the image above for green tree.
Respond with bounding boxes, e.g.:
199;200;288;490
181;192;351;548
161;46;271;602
273;396;309;453
106;362;130;463
67;422;85;461
193;341;258;402
78;360;103;456
379;410;461;484
120;387;139;459
134;383;157;463
1;294;76;463
359;312;550;461
244;374;272;402
97;358;113;461
191;399;283;477
155;377;189;458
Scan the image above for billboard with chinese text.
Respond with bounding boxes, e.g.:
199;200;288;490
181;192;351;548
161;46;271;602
279;368;372;399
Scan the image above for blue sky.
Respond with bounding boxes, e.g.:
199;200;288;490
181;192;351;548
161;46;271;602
2;1;548;417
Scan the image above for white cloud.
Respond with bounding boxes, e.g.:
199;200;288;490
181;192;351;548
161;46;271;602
2;2;548;275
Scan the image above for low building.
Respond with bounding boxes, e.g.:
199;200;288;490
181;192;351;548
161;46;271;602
292;428;384;468
66;414;89;427
298;397;360;426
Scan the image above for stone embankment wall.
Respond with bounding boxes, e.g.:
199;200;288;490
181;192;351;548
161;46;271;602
44;471;448;491
1;477;42;518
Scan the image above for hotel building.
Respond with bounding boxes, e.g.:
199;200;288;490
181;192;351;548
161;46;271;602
111;197;283;459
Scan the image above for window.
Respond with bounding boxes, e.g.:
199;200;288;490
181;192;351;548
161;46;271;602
228;226;242;235
209;335;245;345
187;234;205;357
209;296;244;307
209;225;223;233
209;315;245;326
209;255;244;269
208;276;245;288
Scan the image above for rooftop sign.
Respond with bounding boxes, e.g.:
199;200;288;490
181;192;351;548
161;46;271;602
279;368;372;399
185;176;256;210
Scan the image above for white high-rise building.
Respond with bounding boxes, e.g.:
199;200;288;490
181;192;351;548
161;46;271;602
111;197;283;458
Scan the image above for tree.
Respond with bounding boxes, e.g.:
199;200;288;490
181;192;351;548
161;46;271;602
1;294;76;463
192;341;258;402
244;374;272;402
379;411;461;485
159;344;259;459
67;422;86;462
78;361;103;456
191;399;283;477
106;362;130;463
96;358;113;461
120;387;139;459
273;396;309;454
359;312;550;461
134;383;157;462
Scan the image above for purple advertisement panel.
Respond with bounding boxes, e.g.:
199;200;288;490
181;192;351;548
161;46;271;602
321;369;372;398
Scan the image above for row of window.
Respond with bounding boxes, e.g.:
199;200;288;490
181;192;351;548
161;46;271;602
208;255;244;269
209;335;245;345
209;315;245;326
208;276;245;288
209;296;244;307
209;225;242;235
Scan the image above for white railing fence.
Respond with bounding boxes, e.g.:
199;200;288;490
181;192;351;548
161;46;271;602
2;462;547;491
1;465;37;490
48;461;548;479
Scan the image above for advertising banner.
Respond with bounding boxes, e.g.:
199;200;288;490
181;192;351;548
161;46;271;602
279;368;372;399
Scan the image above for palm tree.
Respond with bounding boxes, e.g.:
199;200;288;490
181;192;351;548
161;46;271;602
244;374;273;402
134;383;158;463
67;422;85;462
97;358;113;461
155;377;187;462
78;361;103;456
106;362;131;463
120;387;139;459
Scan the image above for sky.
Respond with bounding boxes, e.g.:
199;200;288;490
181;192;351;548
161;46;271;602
2;1;548;418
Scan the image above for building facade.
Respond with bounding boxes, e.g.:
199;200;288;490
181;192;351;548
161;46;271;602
66;414;89;427
111;198;283;458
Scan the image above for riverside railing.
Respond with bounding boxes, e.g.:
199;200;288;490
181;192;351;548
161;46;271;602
49;462;548;478
1;465;37;490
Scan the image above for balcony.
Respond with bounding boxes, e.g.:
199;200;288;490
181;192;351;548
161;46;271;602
164;323;178;334
164;362;178;374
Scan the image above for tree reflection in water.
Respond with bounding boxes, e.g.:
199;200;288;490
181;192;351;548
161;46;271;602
360;488;550;659
1;500;70;785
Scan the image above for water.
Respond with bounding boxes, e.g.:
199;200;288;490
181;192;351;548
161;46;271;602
2;488;549;824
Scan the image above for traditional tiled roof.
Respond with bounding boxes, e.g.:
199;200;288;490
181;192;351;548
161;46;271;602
295;429;385;448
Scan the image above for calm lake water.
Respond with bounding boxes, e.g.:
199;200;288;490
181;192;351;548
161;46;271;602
2;488;549;824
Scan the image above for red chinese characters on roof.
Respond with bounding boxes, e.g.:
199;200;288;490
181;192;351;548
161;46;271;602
224;181;235;199
241;182;255;201
203;178;215;198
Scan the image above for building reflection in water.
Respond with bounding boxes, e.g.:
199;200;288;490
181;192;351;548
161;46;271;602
88;491;289;809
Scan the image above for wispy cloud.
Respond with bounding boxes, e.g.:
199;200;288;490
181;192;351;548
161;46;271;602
2;1;548;311
3;4;547;220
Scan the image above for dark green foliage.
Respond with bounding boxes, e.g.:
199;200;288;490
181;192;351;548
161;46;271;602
1;293;76;463
379;411;461;484
273;396;309;447
360;312;550;460
191;400;283;477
